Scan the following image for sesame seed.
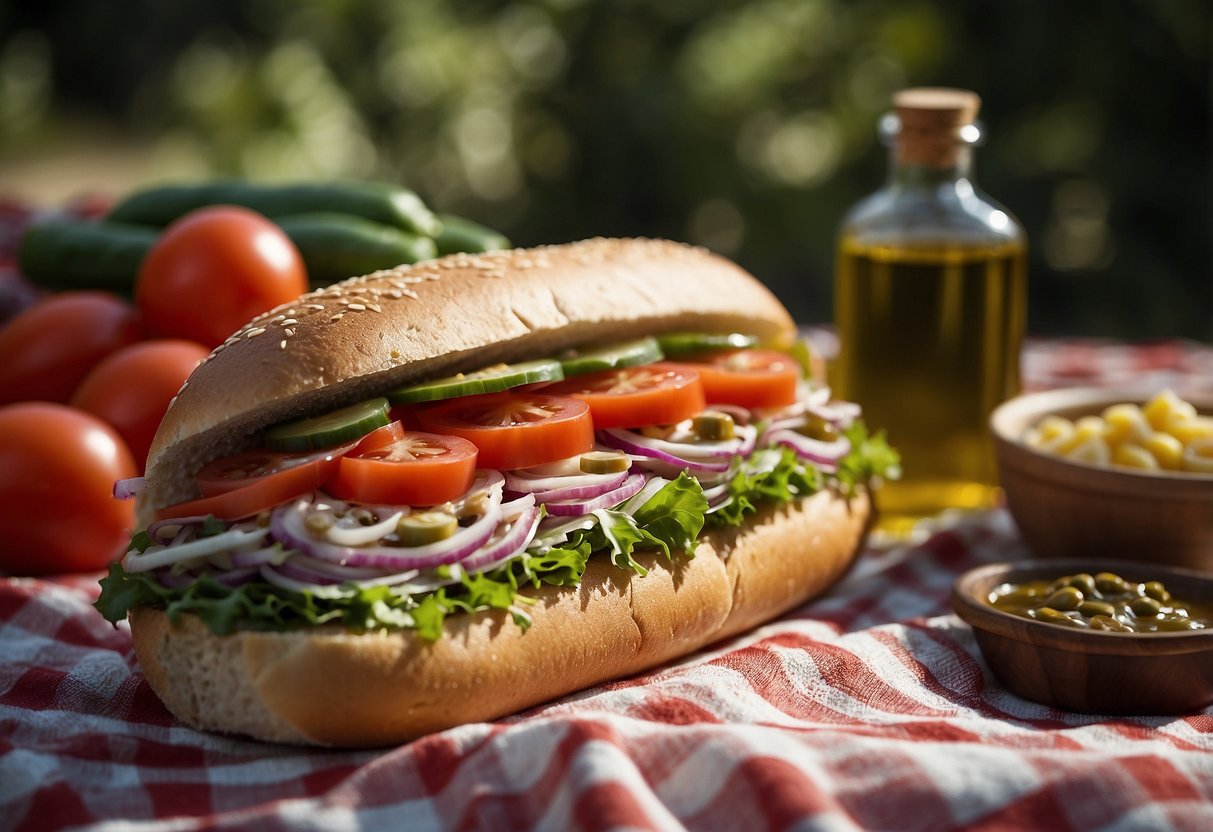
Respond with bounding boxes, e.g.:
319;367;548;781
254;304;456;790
367;303;381;313
284;327;295;337
347;303;366;311
279;339;287;349
331;313;344;322
245;327;265;338
281;318;298;326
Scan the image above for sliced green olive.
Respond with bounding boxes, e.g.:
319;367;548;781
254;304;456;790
559;337;663;377
693;410;736;442
265;397;390;451
580;450;630;474
798;415;839;442
397;511;458;546
388;359;564;404
1068;573;1097;597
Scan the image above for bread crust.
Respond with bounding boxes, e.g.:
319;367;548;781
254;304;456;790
129;488;869;747
142;238;796;511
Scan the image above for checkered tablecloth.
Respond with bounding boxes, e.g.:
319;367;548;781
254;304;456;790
3;338;1213;832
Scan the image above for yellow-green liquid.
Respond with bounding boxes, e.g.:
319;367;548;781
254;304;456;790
833;238;1027;535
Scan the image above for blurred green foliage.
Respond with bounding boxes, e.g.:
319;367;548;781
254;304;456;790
1;0;1209;338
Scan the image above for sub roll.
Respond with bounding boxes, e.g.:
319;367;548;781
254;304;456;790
97;238;897;747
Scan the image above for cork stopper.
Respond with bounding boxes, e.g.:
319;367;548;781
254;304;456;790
890;87;981;167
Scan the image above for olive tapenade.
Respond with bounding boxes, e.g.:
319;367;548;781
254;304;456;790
988;571;1213;633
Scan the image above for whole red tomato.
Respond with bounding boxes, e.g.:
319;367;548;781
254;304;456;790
0;291;142;405
70;339;210;472
0;403;137;575
136;206;307;347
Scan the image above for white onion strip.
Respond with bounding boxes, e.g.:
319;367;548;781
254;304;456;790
123;527;271;573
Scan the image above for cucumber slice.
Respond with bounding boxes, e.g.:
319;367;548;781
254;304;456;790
559;337;663;377
656;332;758;356
388;359;564;404
265;397;391;452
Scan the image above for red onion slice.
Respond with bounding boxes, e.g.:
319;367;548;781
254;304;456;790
526;471;630;503
146;516;212;544
460;505;542;573
598;431;731;474
544;472;646;516
763;429;852;471
230;546;288;568
601;426;755;462
505;468;627;496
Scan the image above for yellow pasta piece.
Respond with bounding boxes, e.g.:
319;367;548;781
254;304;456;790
1165;415;1213;444
1036;415;1074;442
1051;416;1106;454
1143;389;1196;430
1066;436;1110;466
1143;432;1184;470
1182;438;1213;474
1102;403;1151;446
1112;442;1159;471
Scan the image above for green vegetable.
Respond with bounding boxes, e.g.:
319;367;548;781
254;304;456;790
558;337;664;377
434;213;511;255
655;331;757;357
264;397;391;451
108;180;443;238
16;219;158;293
388;359;564;404
274;212;437;288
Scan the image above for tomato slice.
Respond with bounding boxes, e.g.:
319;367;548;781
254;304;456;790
326;430;479;506
679;349;800;409
159;447;347;521
416;393;594;470
544;363;706;429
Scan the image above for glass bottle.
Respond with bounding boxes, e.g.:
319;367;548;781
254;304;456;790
832;88;1027;536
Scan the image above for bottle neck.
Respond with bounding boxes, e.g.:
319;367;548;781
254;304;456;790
887;144;975;190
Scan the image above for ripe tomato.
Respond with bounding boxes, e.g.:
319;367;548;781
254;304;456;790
160;445;347;521
69;339;210;473
545;363;706;429
0;403;137;574
417;393;594;470
136;206;307;348
680;349;801;409
327;428;479;506
0;291;141;405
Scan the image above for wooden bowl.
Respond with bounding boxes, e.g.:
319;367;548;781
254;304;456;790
953;559;1213;714
990;387;1213;572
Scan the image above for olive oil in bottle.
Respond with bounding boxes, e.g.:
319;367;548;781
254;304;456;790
832;89;1027;535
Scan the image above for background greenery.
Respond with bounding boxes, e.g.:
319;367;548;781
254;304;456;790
1;0;1209;339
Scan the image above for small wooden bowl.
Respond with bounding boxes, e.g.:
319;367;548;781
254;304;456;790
990;387;1213;572
953;560;1213;714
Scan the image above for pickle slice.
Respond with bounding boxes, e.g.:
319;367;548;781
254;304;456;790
656;332;757;357
388;359;564;404
397;511;458;546
580;450;630;474
265;397;391;452
559;337;663;377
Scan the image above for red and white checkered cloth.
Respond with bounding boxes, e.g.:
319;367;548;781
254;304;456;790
3;339;1213;832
